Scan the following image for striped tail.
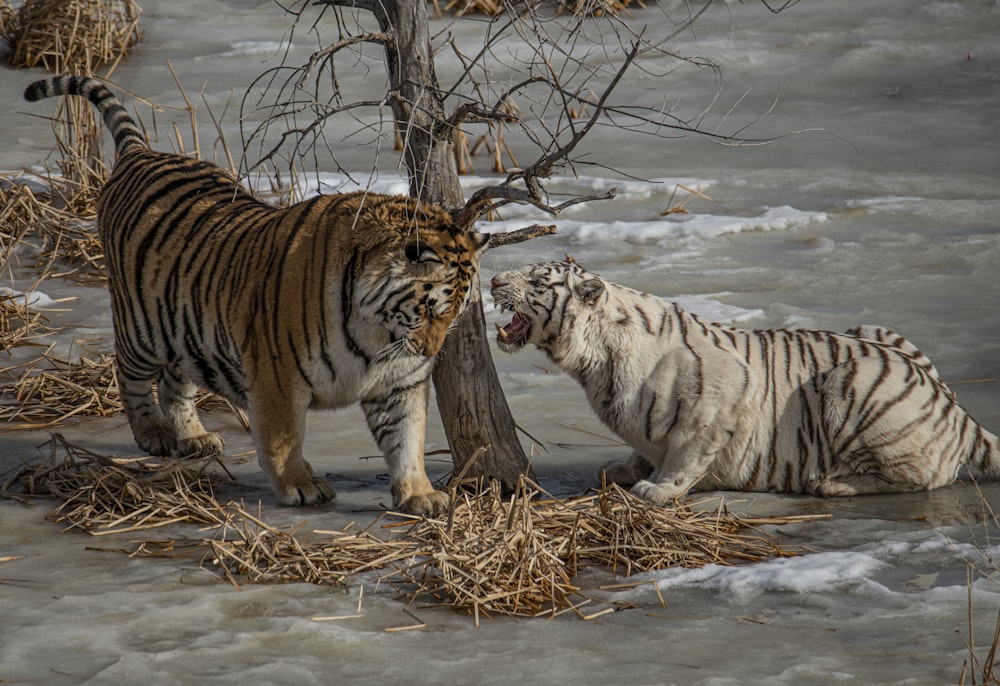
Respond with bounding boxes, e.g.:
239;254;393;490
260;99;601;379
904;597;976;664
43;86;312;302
967;426;1000;480
24;75;145;155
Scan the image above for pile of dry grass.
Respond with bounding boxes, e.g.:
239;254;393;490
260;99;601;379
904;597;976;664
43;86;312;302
0;288;58;351
0;352;121;428
1;437;813;622
1;433;237;533
0;352;247;430
1;170;105;284
0;181;43;261
3;0;141;73
208;477;811;623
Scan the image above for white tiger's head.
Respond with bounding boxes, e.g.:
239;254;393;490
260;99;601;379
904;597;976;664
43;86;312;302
490;260;607;355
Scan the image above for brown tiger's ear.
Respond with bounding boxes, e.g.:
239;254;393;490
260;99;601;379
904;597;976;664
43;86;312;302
471;231;490;251
574;278;605;305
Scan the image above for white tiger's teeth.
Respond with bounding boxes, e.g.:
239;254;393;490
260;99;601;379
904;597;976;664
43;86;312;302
495;322;509;340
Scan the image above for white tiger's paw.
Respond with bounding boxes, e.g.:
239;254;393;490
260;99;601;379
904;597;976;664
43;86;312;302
599;456;652;488
393;488;450;517
277;478;336;507
630;479;687;506
176;432;225;458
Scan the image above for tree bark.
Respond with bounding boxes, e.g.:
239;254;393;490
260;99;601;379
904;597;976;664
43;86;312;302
373;0;534;489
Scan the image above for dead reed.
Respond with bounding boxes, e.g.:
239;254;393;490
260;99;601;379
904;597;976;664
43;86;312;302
208;476;809;622
4;0;141;73
1;433;237;532
0;173;106;282
1;436;816;622
0;352;247;430
0;288;58;352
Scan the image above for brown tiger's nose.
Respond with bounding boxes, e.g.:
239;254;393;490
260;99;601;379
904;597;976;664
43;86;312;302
490;276;503;290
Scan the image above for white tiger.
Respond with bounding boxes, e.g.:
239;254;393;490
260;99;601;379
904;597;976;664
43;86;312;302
490;260;1000;504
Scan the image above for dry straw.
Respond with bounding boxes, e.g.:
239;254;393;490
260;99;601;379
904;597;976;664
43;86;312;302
0;288;58;352
4;0;141;73
0;352;248;430
207;475;813;623
1;437;815;622
0;173;106;282
1;433;238;532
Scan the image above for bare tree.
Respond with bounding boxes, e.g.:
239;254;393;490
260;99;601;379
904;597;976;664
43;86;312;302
241;0;775;490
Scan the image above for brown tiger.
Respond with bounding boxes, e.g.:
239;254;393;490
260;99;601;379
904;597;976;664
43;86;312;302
25;75;489;515
490;260;999;503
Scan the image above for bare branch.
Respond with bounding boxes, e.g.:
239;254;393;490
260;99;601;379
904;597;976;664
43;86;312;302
485;224;557;250
450;36;642;227
437;101;519;137
246;0;793;220
314;0;382;15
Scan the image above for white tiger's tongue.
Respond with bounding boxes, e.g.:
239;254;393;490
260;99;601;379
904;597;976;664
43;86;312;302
495;313;529;342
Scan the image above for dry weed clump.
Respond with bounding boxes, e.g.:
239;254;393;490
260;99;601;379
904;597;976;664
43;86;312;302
1;171;105;284
0;181;43;261
0;352;121;428
208;477;810;622
0;352;247;430
1;437;816;622
3;0;141;73
0;289;58;351
1;433;237;533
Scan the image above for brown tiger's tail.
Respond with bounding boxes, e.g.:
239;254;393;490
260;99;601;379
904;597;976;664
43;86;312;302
24;75;145;155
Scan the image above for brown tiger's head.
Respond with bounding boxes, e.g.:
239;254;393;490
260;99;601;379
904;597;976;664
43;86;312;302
349;194;489;360
490;260;607;355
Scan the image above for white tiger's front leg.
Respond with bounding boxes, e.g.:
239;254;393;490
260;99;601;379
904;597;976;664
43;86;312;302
631;355;756;505
631;421;735;505
360;377;448;517
600;451;655;488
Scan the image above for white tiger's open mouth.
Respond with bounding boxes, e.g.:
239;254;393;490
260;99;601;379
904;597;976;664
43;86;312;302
495;307;530;351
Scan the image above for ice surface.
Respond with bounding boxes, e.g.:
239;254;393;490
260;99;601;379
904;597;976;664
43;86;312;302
2;0;999;684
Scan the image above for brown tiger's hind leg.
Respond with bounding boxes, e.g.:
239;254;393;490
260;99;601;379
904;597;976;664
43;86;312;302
117;369;177;457
157;368;224;458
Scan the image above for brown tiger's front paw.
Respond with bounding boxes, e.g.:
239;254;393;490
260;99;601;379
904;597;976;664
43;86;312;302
134;423;177;457
394;489;450;517
277;478;336;506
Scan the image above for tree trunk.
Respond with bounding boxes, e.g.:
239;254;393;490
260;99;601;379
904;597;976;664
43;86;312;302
374;0;534;489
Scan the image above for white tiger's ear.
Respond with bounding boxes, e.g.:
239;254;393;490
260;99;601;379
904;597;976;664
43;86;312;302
574;278;605;305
